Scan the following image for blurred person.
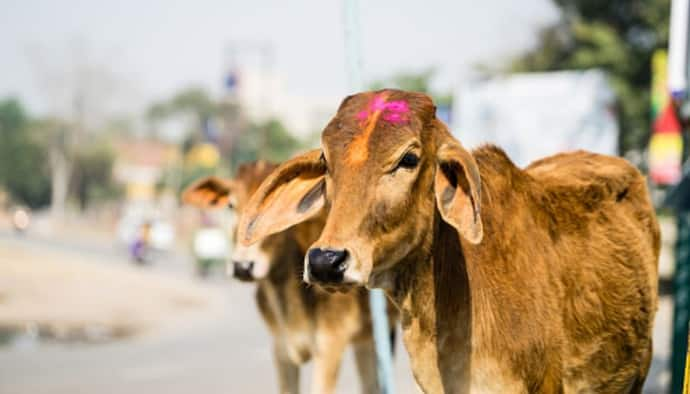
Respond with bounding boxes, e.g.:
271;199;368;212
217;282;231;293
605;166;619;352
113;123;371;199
130;220;152;264
192;211;228;277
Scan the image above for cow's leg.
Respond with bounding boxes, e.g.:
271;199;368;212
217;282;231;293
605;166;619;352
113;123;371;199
353;338;381;394
274;342;300;394
310;333;347;394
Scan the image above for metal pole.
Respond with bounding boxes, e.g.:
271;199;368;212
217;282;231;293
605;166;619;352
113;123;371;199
369;287;396;393
344;0;363;94
670;1;690;391
343;1;395;392
673;211;690;394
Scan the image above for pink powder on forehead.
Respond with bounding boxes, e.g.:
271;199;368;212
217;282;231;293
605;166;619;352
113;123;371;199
381;100;409;124
357;94;410;127
371;95;387;111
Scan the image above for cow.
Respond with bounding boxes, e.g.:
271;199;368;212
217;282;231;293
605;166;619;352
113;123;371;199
236;90;660;393
183;161;396;394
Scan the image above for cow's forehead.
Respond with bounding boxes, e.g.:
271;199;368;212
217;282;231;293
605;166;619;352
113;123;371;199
322;90;426;165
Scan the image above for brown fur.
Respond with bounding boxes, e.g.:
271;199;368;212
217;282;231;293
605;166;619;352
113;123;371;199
183;161;397;394
238;90;660;393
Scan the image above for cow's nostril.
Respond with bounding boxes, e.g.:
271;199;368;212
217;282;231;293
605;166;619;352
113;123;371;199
323;249;347;266
307;248;348;283
232;260;255;281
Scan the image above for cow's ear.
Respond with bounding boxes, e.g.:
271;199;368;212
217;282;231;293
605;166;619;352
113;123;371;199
238;149;326;246
182;176;236;209
433;131;483;244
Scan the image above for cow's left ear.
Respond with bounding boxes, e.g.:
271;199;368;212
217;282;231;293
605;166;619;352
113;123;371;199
433;129;483;244
182;176;236;209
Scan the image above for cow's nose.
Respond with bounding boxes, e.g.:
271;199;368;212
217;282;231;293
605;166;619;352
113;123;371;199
232;260;255;281
307;248;348;283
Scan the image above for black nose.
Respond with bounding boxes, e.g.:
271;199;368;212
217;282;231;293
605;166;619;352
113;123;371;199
307;248;348;283
232;260;255;281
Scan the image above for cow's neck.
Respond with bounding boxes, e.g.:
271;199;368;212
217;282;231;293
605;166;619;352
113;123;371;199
260;231;315;337
384;149;530;391
384;213;477;392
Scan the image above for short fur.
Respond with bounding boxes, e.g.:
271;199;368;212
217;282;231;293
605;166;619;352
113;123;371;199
387;146;659;393
184;161;397;394
238;90;660;393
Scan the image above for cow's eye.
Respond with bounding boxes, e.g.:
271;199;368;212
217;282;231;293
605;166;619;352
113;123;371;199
320;152;329;173
396;152;419;170
227;196;238;210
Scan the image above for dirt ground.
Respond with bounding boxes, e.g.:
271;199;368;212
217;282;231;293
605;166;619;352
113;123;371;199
0;236;224;342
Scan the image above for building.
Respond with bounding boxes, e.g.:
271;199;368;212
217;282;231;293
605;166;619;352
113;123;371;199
225;67;340;140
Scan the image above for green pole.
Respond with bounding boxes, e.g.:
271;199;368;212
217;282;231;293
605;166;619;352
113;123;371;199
673;211;690;394
684;329;690;394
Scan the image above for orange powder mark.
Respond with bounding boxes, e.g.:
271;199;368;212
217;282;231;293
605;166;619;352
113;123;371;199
347;92;390;165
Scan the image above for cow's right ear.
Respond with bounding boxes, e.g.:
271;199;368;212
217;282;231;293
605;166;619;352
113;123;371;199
238;149;326;246
182;176;236;209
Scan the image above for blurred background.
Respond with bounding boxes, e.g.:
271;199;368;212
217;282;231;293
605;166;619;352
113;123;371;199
0;0;688;393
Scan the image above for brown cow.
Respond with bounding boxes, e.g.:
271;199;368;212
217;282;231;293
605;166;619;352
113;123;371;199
183;161;395;394
238;90;660;393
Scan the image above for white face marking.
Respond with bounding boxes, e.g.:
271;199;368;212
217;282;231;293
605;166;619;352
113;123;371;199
342;259;365;283
302;254;310;283
230;241;271;279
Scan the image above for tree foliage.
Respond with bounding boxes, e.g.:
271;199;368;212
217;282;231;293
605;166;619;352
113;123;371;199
0;99;51;208
147;86;219;137
70;142;121;211
231;119;300;168
370;69;435;93
0;98;123;211
510;0;671;154
369;68;453;106
148;87;302;176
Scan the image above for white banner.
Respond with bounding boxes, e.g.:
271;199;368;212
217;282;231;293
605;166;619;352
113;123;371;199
669;0;689;97
453;70;619;167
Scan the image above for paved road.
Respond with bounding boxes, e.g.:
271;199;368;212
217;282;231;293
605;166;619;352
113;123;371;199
0;233;673;393
0;233;419;394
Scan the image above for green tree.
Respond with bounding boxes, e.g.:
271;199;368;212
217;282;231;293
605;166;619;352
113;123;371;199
147;86;219;139
231;118;300;169
0;99;51;208
70;141;121;211
369;68;453;106
371;68;435;93
510;0;670;154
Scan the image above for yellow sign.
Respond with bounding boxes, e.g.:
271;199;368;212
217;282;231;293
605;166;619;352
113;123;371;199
684;328;690;394
186;143;220;168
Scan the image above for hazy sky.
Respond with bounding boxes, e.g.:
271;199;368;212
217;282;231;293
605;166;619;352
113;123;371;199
0;0;558;116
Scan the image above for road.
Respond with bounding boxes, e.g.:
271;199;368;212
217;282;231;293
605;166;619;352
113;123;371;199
0;232;419;394
0;232;672;393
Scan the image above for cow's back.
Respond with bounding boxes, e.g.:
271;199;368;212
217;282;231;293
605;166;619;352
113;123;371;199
527;151;660;392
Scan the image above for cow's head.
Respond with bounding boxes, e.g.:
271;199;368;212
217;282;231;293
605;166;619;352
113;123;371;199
238;90;482;288
182;161;281;282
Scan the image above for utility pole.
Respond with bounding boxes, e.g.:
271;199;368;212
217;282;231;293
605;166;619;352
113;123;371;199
223;41;274;164
343;1;396;392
